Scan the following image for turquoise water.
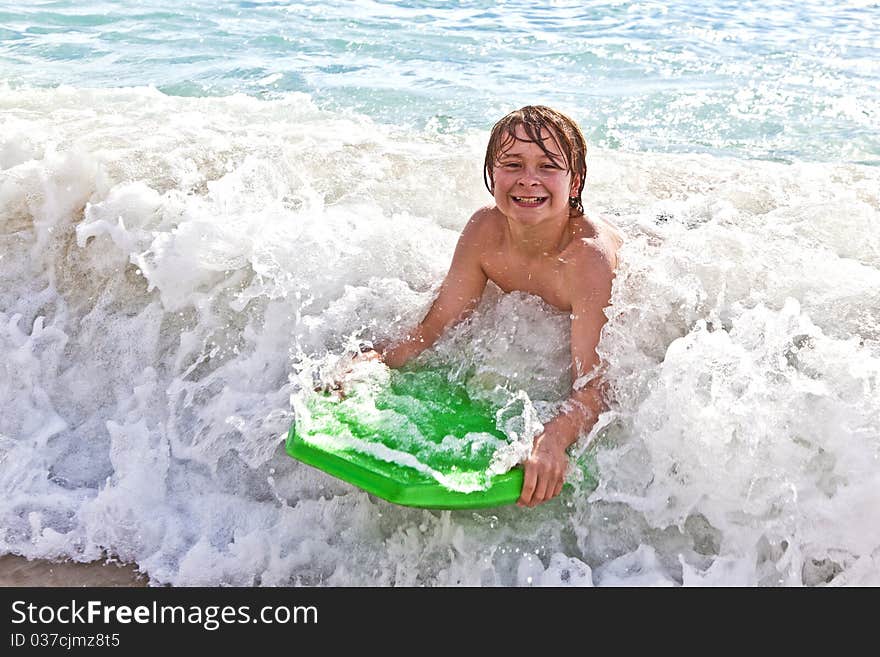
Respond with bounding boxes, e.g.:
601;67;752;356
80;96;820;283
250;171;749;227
2;0;878;163
2;2;880;587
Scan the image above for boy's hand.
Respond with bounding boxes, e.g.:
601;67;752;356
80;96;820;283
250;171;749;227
313;344;384;399
517;423;571;508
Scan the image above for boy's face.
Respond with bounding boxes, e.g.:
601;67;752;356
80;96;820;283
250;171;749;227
491;124;579;227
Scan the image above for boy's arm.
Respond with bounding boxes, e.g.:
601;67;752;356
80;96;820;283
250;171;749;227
380;210;490;369
518;245;614;508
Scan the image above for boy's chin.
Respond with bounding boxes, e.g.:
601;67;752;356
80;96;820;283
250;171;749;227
501;206;561;224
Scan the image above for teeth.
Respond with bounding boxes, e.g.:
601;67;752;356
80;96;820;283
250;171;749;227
514;196;544;202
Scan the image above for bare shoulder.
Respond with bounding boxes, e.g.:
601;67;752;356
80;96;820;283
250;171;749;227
567;215;621;270
460;205;505;246
592;213;625;240
466;205;504;231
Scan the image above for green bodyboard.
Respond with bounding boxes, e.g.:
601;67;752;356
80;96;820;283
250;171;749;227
287;367;526;509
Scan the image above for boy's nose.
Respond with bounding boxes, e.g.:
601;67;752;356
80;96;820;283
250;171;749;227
517;168;540;185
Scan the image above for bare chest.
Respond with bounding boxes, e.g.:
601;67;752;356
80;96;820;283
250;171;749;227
481;252;572;312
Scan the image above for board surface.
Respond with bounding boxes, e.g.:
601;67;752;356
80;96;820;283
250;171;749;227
287;367;526;509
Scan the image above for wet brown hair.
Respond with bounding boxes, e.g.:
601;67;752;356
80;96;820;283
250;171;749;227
483;105;587;215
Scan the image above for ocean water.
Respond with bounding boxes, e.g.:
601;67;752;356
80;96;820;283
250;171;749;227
1;0;879;586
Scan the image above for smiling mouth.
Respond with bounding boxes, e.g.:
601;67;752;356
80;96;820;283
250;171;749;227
511;196;547;206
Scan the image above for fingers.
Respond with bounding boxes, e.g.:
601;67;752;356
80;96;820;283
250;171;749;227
517;467;537;508
532;476;551;506
351;338;382;360
517;463;565;508
312;380;345;400
356;340;375;355
517;429;571;508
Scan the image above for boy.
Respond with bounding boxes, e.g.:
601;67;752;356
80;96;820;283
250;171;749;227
364;106;622;508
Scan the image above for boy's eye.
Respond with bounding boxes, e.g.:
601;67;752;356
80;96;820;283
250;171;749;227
496;161;563;170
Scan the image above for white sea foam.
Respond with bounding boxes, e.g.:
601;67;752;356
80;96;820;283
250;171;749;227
1;85;878;586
